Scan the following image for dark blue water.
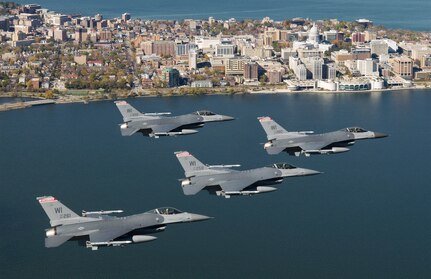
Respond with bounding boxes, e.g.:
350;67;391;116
0;91;430;278
14;0;431;30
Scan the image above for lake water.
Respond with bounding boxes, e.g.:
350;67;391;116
0;91;430;278
13;0;431;31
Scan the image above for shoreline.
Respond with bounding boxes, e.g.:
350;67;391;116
0;86;430;110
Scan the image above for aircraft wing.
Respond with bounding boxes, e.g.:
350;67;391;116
150;124;180;134
219;179;257;192
89;227;133;243
298;142;328;151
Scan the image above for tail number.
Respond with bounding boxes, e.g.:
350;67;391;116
189;161;204;170
55;207;71;219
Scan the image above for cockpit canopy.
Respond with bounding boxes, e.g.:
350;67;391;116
148;207;183;215
194;110;216;116
345;127;367;133
269;163;297;169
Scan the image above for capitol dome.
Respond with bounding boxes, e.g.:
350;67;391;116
308;24;320;43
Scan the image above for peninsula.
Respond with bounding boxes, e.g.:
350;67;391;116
1;2;431;104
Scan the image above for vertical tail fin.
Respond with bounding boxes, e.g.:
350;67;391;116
258;117;288;140
115;101;143;122
37;196;80;226
175;151;208;177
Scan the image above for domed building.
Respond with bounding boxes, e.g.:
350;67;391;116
308;24;320;44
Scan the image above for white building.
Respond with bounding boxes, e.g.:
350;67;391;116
289;56;307;81
215;43;235;58
357;59;378;77
189;49;197;69
370;40;389;56
307;24;320;44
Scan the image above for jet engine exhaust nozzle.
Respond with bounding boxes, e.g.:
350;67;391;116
46;228;56;237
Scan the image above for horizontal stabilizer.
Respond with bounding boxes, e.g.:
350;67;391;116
45;236;72;248
120;126;139;136
265;145;286;155
182;182;208;195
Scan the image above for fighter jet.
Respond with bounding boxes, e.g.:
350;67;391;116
258;116;388;157
37;196;211;250
115;101;234;137
175;151;321;198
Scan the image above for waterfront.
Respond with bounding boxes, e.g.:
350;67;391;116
0;90;430;278
14;0;431;30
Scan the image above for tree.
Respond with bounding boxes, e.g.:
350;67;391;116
259;75;268;84
45;90;54;99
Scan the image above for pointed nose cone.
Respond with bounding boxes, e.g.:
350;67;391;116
201;114;235;122
279;168;322;177
220;115;235;121
187;213;212;222
299;169;322;176
373;132;388;139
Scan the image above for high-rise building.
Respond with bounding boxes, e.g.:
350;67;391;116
357;58;378;76
390;56;413;80
370;40;389;56
411;46;431;62
141;41;176;57
289;56;307;81
99;29;112;42
244;62;258;81
51;14;68;26
267;70;282;83
122;13;131;21
351;32;365;44
75;28;87;43
189;49;197;69
364;31;377;42
281;48;296;60
96;20;107;30
215;43;235;58
303;57;323;80
323;65;337;80
176;42;195;57
225;58;249;75
0;16;10;31
53;28;67;41
162;68;180;87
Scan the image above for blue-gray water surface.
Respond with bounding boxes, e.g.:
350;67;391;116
13;0;431;31
0;91;430;278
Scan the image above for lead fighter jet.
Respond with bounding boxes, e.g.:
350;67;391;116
175;151;320;198
115;101;234;137
258;116;388;157
37;196;211;250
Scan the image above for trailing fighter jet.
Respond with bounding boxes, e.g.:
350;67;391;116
258;116;388;157
174;151;321;198
115;101;234;137
37;196;211;250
